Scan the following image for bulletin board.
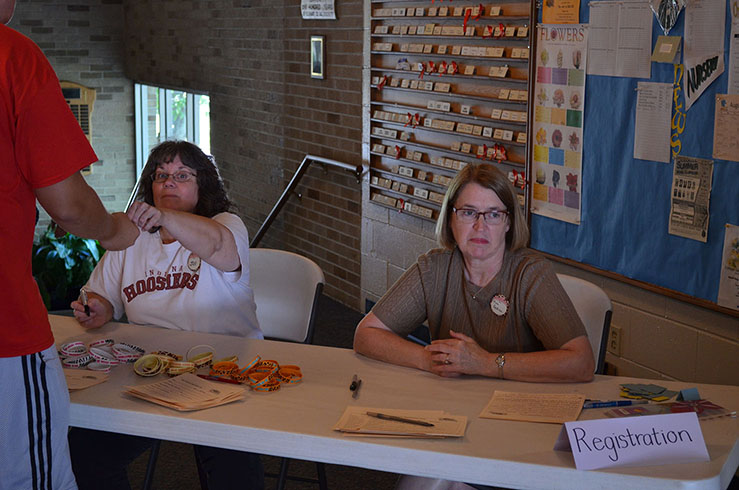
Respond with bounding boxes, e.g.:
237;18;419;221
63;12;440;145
529;1;738;310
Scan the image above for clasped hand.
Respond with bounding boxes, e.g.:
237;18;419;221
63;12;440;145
425;330;491;377
126;201;166;232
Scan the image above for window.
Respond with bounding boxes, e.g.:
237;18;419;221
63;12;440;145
134;84;211;175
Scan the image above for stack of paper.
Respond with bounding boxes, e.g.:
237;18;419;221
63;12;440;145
125;373;245;411
333;406;467;438
479;391;585;424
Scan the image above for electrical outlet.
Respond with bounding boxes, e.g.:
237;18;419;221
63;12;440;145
607;325;622;356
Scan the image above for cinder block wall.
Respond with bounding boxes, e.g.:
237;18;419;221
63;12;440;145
124;0;364;307
9;0;135;236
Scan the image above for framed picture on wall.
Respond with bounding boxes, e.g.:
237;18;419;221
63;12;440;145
311;35;325;79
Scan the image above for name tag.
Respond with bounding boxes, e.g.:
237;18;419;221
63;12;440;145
554;412;709;470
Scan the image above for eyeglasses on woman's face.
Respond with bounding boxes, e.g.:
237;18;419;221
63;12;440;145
452;207;508;225
151;170;197;184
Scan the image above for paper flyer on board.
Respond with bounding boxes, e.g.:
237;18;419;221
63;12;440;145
683;0;726;109
587;1;652;78
543;0;580;24
634;82;672;163
532;24;588;225
668;156;713;242
729;6;739;94
717;224;739;311
713;94;739;161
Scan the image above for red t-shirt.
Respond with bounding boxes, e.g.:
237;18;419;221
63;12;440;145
0;25;97;357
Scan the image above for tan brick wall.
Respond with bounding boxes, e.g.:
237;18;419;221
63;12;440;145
124;0;364;308
9;0;135;237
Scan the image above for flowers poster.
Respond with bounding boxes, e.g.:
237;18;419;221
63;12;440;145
532;25;588;225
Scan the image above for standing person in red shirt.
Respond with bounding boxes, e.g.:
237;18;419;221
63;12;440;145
0;1;139;488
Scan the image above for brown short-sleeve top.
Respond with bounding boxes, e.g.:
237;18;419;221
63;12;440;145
372;247;586;353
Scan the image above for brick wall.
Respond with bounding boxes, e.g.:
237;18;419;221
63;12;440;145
124;0;364;307
9;0;135;236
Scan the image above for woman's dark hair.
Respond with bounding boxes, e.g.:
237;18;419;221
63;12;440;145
137;140;233;218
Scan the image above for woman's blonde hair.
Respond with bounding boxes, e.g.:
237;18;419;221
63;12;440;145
435;163;529;251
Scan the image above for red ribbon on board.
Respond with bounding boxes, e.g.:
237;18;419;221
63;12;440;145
377;75;388;91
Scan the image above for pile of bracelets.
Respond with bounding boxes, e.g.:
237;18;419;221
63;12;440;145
133;344;218;377
59;339;145;373
210;356;303;392
130;343;303;392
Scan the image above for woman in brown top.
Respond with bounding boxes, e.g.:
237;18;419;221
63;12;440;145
354;163;594;382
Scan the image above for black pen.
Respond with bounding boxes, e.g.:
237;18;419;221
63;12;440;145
350;374;362;399
80;288;90;316
366;411;435;427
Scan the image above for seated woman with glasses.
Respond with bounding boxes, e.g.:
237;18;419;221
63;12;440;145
68;140;264;490
354;163;594;383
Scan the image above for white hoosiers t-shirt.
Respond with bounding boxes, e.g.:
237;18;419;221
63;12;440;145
86;212;262;338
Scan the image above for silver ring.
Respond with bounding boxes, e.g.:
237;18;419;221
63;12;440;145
444;354;451;365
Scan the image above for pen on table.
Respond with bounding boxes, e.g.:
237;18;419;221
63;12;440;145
350;374;362;399
583;399;649;409
80;288;90;316
197;374;242;385
366;411;435;427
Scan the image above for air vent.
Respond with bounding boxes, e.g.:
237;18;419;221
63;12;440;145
60;81;96;174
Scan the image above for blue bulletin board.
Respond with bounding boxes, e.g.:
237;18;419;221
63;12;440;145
530;1;739;307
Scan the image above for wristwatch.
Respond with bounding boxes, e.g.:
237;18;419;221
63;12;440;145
495;353;506;379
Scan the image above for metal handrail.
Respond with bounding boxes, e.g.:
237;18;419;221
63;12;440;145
250;155;363;248
124;154;362;247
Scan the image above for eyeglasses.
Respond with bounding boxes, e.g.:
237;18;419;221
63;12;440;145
452;207;508;225
151;171;197;184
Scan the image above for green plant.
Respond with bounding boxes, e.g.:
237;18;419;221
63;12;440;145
32;223;105;311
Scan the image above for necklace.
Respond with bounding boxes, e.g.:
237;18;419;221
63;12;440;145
463;278;488;302
467;282;484;301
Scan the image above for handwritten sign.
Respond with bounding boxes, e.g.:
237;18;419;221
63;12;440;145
554;412;709;470
301;0;336;20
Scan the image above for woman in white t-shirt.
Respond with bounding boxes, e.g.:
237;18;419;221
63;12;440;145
69;141;264;490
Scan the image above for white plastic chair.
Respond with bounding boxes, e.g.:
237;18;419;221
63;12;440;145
249;248;325;344
249;248;327;490
557;274;613;374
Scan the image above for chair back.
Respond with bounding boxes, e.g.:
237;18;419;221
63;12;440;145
249;248;324;344
556;274;613;374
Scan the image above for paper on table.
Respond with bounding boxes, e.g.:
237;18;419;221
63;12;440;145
64;368;108;391
634;82;672;163
479;391;585;424
125;373;245;411
333;406;467;438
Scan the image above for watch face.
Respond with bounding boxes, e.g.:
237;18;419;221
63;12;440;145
496;354;505;367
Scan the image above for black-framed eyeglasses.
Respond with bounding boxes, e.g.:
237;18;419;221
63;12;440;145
452;207;508;225
151;171;197;184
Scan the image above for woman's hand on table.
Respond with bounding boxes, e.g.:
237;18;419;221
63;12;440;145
71;293;113;329
426;330;492;377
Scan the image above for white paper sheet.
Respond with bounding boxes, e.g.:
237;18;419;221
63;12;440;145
683;0;726;108
684;0;726;61
712;93;739;161
587;1;653;78
634;82;673;162
728;11;739;94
